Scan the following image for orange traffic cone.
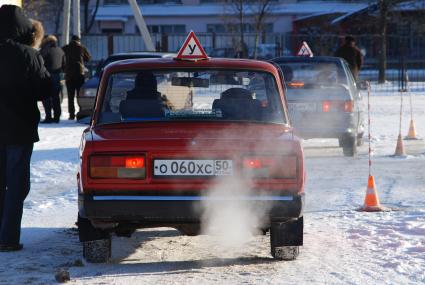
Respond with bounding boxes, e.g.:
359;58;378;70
360;175;385;212
394;134;406;156
405;119;418;140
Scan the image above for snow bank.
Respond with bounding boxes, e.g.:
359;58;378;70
0;95;424;284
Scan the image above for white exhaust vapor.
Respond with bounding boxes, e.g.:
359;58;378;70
200;176;272;251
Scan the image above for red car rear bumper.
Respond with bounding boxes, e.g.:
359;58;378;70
79;192;304;224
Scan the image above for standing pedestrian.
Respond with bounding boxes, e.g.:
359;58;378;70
40;35;65;123
0;5;51;251
335;36;364;81
62;35;91;120
235;40;248;58
30;19;44;50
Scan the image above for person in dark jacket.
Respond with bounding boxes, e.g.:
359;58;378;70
0;5;51;252
335;36;363;80
40;35;65;123
62;35;91;120
126;71;174;110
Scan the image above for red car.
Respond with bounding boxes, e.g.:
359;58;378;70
77;56;305;263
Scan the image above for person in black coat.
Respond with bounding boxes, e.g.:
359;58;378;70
63;35;91;120
40;35;65;123
335;36;363;81
0;5;51;251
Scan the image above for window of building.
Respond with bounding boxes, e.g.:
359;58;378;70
102;28;124;34
207;23;273;33
207;24;226;33
100;21;124;34
201;0;278;2
105;0;182;4
136;25;186;34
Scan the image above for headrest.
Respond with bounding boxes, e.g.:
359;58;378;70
120;99;164;118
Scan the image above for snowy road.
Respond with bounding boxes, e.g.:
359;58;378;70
0;94;424;284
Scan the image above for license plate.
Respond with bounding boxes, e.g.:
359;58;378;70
154;160;233;176
288;102;316;112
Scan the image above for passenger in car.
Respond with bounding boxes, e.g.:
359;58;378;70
120;71;172;119
212;88;262;121
126;71;160;100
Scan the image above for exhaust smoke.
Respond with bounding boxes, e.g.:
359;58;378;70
200;176;272;251
188;127;287;255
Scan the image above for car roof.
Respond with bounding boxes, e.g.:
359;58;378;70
107;52;176;60
272;56;343;64
103;58;280;74
100;52;177;73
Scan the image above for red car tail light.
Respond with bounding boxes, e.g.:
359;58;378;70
242;156;297;179
243;158;263;169
322;100;353;113
90;155;146;179
322;101;331;112
344;100;354;112
125;157;145;168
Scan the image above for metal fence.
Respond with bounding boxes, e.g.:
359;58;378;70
81;33;425;94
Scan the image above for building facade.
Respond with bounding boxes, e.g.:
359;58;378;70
90;0;369;35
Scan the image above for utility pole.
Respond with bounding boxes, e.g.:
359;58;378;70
73;0;81;38
62;0;71;46
128;0;155;51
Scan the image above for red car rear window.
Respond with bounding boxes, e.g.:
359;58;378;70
97;69;286;125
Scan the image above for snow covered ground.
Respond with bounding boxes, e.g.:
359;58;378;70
0;92;424;284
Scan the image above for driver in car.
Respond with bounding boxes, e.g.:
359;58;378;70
120;71;174;119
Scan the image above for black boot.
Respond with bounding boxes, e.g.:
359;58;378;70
0;243;23;252
41;118;53;124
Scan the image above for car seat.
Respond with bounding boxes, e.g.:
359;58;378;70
119;99;165;119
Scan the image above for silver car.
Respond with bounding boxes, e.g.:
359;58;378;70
272;56;365;156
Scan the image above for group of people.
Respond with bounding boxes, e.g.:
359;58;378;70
0;4;90;251
31;24;91;122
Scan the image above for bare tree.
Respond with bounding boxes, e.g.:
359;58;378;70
224;0;273;58
224;0;249;58
376;0;412;83
83;0;100;34
23;0;100;35
234;0;247;58
251;0;273;59
23;0;64;35
23;0;45;19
